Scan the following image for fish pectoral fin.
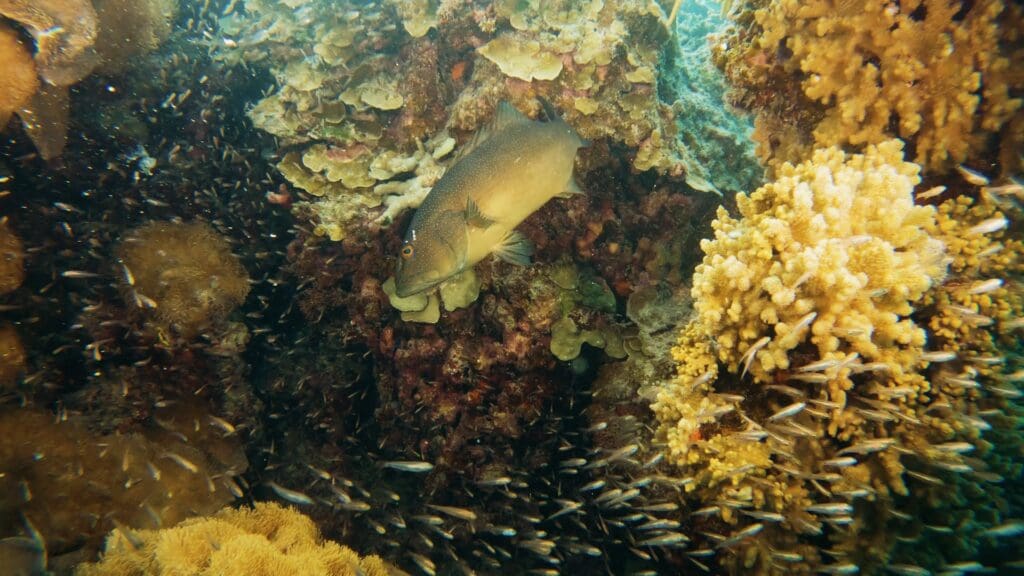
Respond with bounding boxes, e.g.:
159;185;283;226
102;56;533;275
464;198;496;229
493;230;533;266
556;176;585;198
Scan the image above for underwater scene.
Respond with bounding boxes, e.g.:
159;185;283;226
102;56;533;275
0;0;1022;574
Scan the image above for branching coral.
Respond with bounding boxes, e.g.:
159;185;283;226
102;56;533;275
652;140;1024;573
117;221;250;340
76;502;391;576
716;0;1024;174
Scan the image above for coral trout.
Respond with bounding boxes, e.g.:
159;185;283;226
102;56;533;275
394;100;586;297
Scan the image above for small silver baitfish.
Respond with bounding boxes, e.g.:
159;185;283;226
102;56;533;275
394;99;586;297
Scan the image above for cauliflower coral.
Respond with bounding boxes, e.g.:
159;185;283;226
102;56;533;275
717;0;1024;173
652;139;1024;572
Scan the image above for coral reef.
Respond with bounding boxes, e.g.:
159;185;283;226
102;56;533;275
652;140;1024;572
714;0;1024;175
217;0;761;245
116;221;250;340
0;403;247;558
76;502;390;576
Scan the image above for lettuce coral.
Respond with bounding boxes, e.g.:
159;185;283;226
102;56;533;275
117;221;250;340
652;140;1024;572
76;502;391;576
717;0;1024;174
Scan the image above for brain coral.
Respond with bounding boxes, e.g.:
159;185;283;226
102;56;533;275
716;0;1024;174
76;502;391;576
117;221;250;339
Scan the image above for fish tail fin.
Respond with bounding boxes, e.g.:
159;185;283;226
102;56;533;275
537;97;589;148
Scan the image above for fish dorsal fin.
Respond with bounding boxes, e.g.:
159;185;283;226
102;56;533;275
452;101;531;162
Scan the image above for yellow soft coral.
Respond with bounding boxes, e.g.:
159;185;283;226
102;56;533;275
732;0;1023;172
693;139;944;384
76;502;391;576
653;140;1024;572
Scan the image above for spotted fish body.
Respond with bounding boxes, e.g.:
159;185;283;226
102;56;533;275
394;101;585;297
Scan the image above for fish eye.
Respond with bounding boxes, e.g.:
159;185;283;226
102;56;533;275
401;245;414;259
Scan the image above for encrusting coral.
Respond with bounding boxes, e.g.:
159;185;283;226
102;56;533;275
116;221;250;340
652;140;1024;573
714;0;1024;175
75;502;391;576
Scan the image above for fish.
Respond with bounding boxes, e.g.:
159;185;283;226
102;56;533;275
0;518;46;576
740;336;771;378
915;185;946;200
956;165;990;186
426;504;477;522
394;100;586;297
382;460;434;473
806;502;853;516
886;564;931;576
967;278;1003;294
768;401;806;422
716;523;764;548
266;482;314;506
919;350;957;363
967;217;1008;235
981;520;1024;538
